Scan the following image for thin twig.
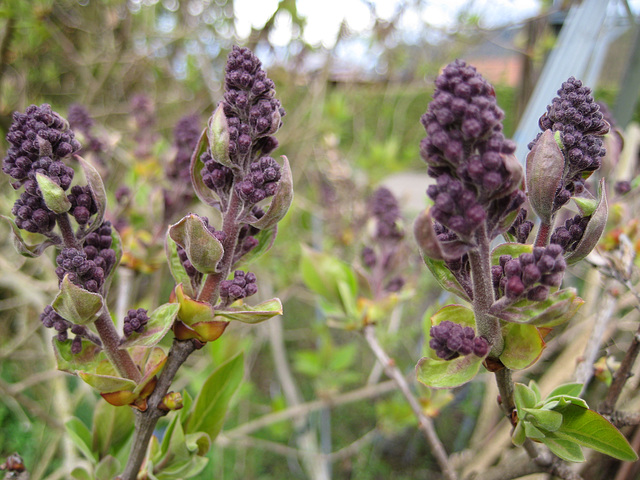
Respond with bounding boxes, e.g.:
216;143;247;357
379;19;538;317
363;324;457;480
600;323;640;416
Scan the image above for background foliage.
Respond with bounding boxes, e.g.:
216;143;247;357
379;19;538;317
1;1;640;479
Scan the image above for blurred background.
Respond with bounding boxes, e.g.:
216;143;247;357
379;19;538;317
2;1;640;479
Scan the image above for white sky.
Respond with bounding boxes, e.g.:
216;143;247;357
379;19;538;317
233;0;640;48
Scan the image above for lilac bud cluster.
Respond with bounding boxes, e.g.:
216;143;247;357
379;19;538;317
507;209;534;244
68;104;104;155
361;187;407;295
3;104;81;234
41;305;73;342
223;46;284;166
11;192;57;233
420;60;521;244
530;77;609;207
130;94;157;157
220;270;258;302
83;221;117;277
55;247;105;293
427;174;487;238
370;187;404;241
493;244;566;301
67;185;98;225
167;114;201;185
429;320;490;360
41;305;98;352
201;148;234;199
235;156;282;204
549;214;590;253
123;308;150;337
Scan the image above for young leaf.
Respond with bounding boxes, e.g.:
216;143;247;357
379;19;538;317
523;420;547;440
52;275;104;324
491;243;533;266
169;214;224;275
214;298;283;324
539;435;585;463
499;323;545;370
36;173;71;213
165;235;195;298
300;246;358;311
514;382;539;416
522;407;563;432
421;257;470;301
251;156;293;230
95;455;120;480
77;155;107;237
185;351;244;440
92;400;135;458
416;354;483;389
119;303;180;348
0;215;58;257
189;129;220;207
65;417;97;462
554;404;638;461
512;420;526;446
565;178;608;265
546;383;583;400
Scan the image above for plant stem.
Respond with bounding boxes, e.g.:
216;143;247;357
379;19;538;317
534;221;552;247
56;213;81;250
198;191;243;304
363;324;457;480
494;368;515;417
94;310;141;383
119;338;197;480
599;324;640;416
468;225;503;355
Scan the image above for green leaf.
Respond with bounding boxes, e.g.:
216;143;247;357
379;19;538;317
499;288;583;327
499;323;544;370
565;178;608;265
422;256;470;301
79;367;137;394
95;455;120;480
523;420;547;440
251;156;294;230
514;383;539;416
169;214;224;274
553;404;638;461
185;432;211;456
416;353;483;389
65;417;97;462
120;303;179;348
573;196;598;216
92;398;135;458
53;337;102;374
189;129;219;207
165;235;195;297
186;351;244;440
1;215;58;257
523;407;563;432
52;275;104;324
207;104;232;169
236;226;277;267
70;466;93;480
512;420;526;446
300;246;358;312
539;435;585;463
77;156;107;237
214;298;283;324
546;383;583;400
36;172;71;213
